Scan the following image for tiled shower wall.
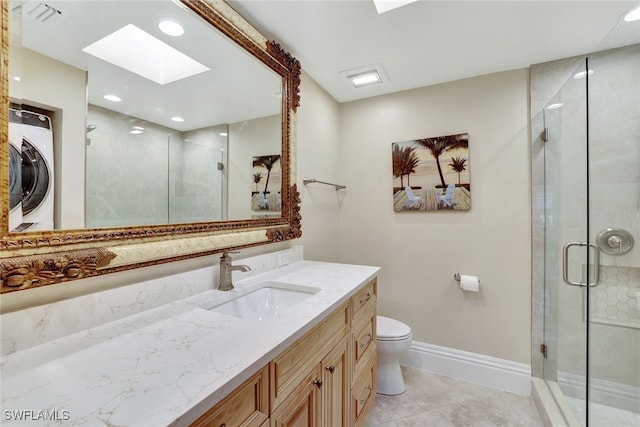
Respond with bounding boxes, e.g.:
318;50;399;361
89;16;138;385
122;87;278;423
85;105;227;227
591;266;640;329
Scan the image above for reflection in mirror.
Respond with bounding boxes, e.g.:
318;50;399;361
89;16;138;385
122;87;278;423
8;0;282;232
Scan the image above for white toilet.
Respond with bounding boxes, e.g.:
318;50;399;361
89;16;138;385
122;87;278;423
375;315;412;395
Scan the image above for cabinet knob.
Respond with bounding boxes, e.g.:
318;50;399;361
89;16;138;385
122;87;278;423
358;385;372;405
359;334;373;350
325;365;335;374
359;293;371;305
312;379;323;388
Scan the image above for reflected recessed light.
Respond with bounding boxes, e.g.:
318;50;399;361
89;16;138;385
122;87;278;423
624;5;640;22
104;94;121;102
129;129;144;135
349;70;382;87
546;103;564;110
171;116;184;122
82;24;209;85
158;20;184;36
132;126;145;131
573;70;595;79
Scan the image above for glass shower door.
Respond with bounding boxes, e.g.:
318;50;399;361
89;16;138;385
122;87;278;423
544;44;640;426
586;44;640;425
543;59;590;425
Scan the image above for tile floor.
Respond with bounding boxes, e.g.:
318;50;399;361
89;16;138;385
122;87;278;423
364;366;544;426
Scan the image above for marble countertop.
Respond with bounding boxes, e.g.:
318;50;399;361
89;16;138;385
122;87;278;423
0;260;379;426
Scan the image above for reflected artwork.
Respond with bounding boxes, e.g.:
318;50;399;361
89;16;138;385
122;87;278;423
392;133;471;211
252;154;282;212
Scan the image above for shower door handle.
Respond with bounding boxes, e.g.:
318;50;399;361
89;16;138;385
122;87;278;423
562;242;600;287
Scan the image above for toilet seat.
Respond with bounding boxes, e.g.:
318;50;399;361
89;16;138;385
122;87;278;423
377;316;412;341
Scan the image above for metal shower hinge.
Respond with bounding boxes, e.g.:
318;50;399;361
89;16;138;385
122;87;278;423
541;128;549;142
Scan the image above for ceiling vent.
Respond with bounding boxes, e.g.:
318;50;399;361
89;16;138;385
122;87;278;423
13;1;70;27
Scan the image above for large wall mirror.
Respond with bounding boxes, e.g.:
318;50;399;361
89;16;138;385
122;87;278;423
0;0;302;293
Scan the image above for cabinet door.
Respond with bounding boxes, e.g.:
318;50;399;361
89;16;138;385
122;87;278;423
322;335;350;427
271;365;322;427
190;367;269;427
270;302;350;411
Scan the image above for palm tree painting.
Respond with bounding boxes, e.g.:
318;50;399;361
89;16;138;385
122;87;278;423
449;156;467;185
392;144;420;188
253;172;263;192
391;133;470;212
252;154;281;211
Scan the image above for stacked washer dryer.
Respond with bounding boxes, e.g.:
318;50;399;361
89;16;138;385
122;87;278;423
8;107;55;231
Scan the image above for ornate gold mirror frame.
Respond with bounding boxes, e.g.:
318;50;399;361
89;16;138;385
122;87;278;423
0;0;301;294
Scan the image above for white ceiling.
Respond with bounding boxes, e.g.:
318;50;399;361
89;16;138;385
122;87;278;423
229;0;638;103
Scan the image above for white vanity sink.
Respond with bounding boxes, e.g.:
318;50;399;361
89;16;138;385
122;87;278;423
208;282;320;321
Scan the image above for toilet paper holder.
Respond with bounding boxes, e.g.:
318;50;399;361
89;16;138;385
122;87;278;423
453;273;480;284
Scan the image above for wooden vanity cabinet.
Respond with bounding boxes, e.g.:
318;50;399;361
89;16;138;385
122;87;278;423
191;278;378;427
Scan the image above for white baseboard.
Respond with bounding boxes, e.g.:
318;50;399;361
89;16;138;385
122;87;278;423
400;340;532;396
557;372;640;414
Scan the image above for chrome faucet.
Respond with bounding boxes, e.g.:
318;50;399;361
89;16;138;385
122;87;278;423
218;251;251;291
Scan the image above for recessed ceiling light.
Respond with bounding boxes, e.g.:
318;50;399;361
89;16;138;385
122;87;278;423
13;76;20;82
373;0;418;14
573;70;595;79
158;20;184;36
82;24;209;85
219;132;228;137
132;126;145;131
624;5;640;22
546;103;564;110
129;129;144;135
104;94;122;102
349;70;383;88
171;116;184;122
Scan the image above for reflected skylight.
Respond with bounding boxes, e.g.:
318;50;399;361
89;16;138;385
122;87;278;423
82;24;209;85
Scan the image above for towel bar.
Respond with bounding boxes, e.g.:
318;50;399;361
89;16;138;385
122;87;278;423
303;178;346;190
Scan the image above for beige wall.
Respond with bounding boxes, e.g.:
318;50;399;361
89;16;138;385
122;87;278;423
337;69;532;364
294;73;342;262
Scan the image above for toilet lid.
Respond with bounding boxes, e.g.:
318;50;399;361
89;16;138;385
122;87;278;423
377;316;412;340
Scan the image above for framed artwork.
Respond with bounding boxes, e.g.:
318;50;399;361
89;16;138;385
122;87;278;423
392;133;470;211
251;154;281;212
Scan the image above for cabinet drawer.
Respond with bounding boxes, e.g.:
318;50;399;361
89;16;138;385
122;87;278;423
351;355;376;427
191;366;269;427
351;279;376;321
352;314;376;383
270;302;350;411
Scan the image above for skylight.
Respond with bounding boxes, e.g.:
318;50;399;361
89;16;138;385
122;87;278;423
82;24;209;85
373;0;418;14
